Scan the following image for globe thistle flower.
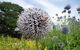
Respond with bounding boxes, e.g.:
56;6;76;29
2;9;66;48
77;7;80;14
72;16;76;20
77;7;80;11
64;5;71;10
68;10;71;14
61;25;69;35
58;42;64;48
78;19;80;21
17;8;51;39
52;36;59;41
62;10;66;13
56;14;58;16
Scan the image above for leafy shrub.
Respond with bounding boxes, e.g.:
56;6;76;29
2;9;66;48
0;2;23;35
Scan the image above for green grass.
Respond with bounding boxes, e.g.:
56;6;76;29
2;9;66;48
0;35;42;50
0;28;80;50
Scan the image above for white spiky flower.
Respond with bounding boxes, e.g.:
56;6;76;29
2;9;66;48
17;8;52;39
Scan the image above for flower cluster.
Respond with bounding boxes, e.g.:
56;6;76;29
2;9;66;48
62;5;71;14
17;8;51;39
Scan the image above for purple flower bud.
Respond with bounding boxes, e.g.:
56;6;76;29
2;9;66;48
61;25;69;35
52;36;59;41
77;7;80;12
68;10;71;14
62;10;66;13
58;42;64;48
64;5;71;10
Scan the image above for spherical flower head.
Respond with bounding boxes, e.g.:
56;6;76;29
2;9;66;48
77;7;80;14
77;7;80;12
68;10;71;14
17;8;51;39
61;25;69;35
52;36;59;41
58;42;64;48
62;10;66;13
64;5;71;10
72;16;76;20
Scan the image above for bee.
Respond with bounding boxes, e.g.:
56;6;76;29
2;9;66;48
41;16;48;21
